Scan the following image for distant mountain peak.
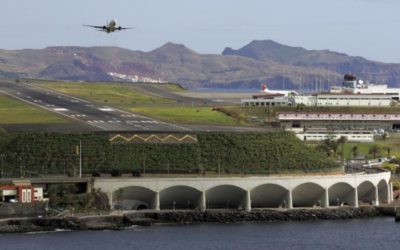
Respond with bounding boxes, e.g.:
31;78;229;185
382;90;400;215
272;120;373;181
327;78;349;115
150;42;197;55
222;39;307;62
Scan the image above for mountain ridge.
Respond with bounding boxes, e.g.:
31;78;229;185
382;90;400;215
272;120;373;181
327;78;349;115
1;40;400;90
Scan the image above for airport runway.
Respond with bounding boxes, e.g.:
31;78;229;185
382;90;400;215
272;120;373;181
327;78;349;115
0;81;272;133
0;81;190;132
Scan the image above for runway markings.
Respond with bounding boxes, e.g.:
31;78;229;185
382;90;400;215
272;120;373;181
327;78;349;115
121;114;137;117
53;108;68;111
99;108;114;111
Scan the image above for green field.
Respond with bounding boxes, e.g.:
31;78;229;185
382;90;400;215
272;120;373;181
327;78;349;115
223;106;400;124
342;134;400;159
130;106;241;125
306;133;400;162
38;81;245;125
158;83;186;92
38;82;176;107
0;94;66;124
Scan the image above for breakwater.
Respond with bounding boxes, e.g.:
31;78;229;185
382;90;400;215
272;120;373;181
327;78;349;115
0;206;396;234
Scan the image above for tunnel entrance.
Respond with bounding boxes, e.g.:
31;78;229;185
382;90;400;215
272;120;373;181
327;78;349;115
112;186;155;210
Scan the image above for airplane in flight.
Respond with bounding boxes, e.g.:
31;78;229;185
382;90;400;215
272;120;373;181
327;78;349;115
261;83;298;96
83;19;132;33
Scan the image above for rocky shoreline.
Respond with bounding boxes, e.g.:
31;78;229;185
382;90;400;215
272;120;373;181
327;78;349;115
0;206;396;234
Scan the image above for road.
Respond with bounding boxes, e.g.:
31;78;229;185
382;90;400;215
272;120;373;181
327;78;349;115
0;81;189;132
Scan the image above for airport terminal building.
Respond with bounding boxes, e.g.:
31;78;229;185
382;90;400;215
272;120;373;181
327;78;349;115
277;112;400;142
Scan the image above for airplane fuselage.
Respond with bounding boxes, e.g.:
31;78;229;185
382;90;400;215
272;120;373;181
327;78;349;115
84;19;129;33
261;84;298;96
104;19;119;33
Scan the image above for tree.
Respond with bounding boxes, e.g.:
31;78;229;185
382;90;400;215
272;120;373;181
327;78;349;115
382;133;389;141
383;146;392;158
351;145;359;159
318;135;339;156
337;136;347;162
368;145;381;159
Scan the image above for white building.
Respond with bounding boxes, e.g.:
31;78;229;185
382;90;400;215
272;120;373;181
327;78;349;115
336;74;400;98
294;93;395;107
241;97;290;107
34;187;44;201
294;129;374;142
278;112;400;131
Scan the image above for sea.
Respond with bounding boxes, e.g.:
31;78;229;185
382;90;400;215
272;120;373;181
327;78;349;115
0;217;398;250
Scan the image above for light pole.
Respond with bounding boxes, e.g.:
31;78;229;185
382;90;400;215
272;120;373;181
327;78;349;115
79;140;82;178
0;154;4;178
19;157;23;178
142;153;146;177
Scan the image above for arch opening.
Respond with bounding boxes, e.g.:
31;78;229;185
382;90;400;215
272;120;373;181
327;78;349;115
206;185;246;210
292;183;325;208
328;182;355;207
378;179;389;204
357;181;375;205
112;186;156;210
251;184;288;208
160;186;201;210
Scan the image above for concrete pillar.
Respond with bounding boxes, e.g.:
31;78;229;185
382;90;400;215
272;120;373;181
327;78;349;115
154;191;160;211
287;189;293;209
200;191;206;212
390;183;394;202
108;192;113;209
387;183;391;204
374;186;379;206
353;188;359;208
323;188;329;208
245;190;251;212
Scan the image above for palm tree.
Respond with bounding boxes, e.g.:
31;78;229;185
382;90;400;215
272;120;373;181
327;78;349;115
368;145;381;159
383;146;391;158
337;136;347;162
351;145;359;159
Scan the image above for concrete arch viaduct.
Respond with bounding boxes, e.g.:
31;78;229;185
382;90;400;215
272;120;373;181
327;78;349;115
93;171;392;212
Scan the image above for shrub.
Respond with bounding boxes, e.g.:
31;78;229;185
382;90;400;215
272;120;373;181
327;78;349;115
110;169;121;177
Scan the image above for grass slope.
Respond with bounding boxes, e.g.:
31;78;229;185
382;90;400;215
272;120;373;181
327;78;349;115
130;106;240;125
0;132;339;176
38;82;176;107
0;94;66;124
38;81;242;126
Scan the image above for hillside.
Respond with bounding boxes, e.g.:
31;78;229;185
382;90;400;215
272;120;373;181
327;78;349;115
1;40;400;89
0;132;339;176
223;40;400;87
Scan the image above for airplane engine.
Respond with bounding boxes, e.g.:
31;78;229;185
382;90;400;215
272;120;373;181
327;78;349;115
102;26;106;29
117;26;122;30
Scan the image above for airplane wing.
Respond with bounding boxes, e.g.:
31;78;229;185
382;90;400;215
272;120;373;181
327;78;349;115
83;24;104;29
117;27;134;30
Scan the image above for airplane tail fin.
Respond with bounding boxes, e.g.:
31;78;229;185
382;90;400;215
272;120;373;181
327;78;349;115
261;83;269;92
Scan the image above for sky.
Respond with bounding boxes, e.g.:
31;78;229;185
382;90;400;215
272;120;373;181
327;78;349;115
2;0;400;63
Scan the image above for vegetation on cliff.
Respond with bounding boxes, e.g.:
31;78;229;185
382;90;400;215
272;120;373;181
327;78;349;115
0;131;338;177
